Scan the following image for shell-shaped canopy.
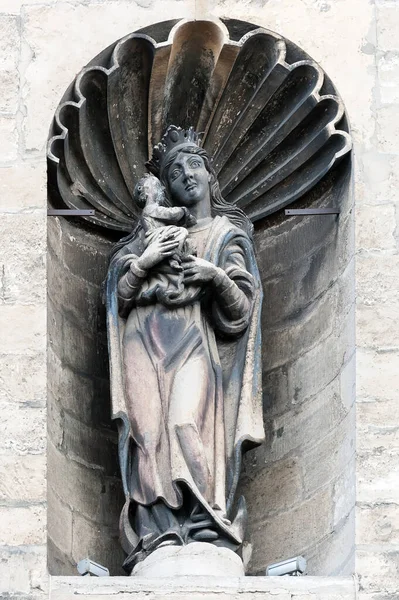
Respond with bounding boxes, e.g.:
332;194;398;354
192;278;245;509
47;18;351;232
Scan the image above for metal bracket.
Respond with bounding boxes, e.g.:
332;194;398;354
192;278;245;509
285;208;340;216
47;209;95;216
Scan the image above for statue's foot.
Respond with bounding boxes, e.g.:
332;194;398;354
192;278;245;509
191;528;219;542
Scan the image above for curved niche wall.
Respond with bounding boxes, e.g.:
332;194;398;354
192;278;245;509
47;18;354;576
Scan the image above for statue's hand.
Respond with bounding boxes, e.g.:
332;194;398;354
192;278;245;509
182;255;219;284
137;231;179;270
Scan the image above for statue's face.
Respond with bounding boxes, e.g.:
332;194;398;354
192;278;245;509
167;152;209;207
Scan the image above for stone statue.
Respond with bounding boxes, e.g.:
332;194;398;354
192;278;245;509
105;126;264;573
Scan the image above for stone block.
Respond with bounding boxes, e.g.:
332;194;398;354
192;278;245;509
47;347;93;425
262;377;348;464
378;52;399;105
357;447;399;504
357;349;399;402
0;304;45;355
61;313;96;376
62;412;119;477
357;503;399;545
0;115;18;162
71;511;125;576
0;454;45;502
287;307;354;407
47;538;76;577
241;456;303;520
377;105;399;153
248;486;333;574
356;549;399;594
22;1;196;152
301;409;355;498
0;15;19;114
0;505;46;545
357;151;399;205
356;303;399;350
262;364;290;418
0;352;46;404
332;459;356;528
340;352;356;413
0;400;45;455
60;225;111;287
376;4;399;53
356;254;399;307
356;204;396;253
49;575;355;600
47;386;65;449
261;282;337;372
0;213;46;304
0;161;46;212
47;247;99;334
357;397;399;429
0;545;46;596
306;509;355;576
47;440;105;521
48;486;73;557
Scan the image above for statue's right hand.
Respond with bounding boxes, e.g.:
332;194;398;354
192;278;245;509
137;233;179;271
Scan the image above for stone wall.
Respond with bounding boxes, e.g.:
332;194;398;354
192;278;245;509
0;1;398;599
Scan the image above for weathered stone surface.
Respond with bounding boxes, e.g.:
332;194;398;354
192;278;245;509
49;575;355;600
287;308;354;407
0;505;46;545
0;400;45;455
358;152;399;206
377;105;399;153
357;349;399;402
357;448;399;505
0;454;45;502
47;486;73;557
0;213;46;304
357;397;399;429
357;254;399;306
301;410;355;498
376;4;399;54
356;549;399;594
357;304;399;350
357;503;399;545
47;440;105;519
241;456;303;519
71;511;125;577
356;204;396;254
0;304;45;354
0;15;19;114
307;509;355;577
378;53;399;105
248;486;332;573
132;543;245;577
0;115;18;161
0;352;46;404
0;546;46;596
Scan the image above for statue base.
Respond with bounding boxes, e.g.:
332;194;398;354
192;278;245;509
131;542;245;577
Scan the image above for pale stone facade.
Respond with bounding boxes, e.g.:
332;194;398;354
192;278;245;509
0;0;398;599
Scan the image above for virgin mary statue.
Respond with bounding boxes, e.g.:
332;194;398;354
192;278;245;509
106;126;264;572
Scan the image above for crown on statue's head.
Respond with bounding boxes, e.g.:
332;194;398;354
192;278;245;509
146;125;201;178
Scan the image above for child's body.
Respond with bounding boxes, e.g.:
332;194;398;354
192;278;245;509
133;174;196;303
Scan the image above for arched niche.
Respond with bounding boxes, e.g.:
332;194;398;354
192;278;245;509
47;17;354;576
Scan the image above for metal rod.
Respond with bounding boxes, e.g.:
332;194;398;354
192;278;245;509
285;208;340;215
47;209;95;216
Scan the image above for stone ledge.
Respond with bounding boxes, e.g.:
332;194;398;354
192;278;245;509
50;576;355;600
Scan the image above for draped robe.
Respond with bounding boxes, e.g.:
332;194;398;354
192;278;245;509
106;216;264;568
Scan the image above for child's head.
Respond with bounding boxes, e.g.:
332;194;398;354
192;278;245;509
133;174;166;209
